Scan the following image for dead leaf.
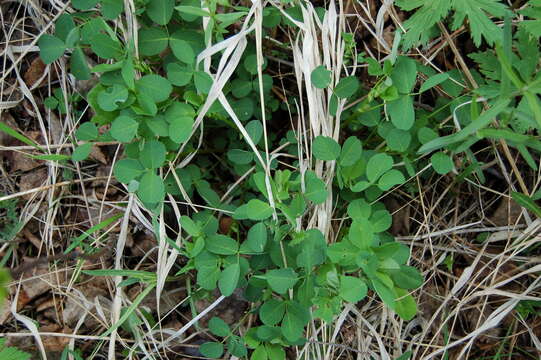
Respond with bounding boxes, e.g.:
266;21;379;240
385;198;411;236
41;325;72;352
90;145;108;164
62;277;111;328
488;197;523;226
12;257;71;303
19;167;48;200
0;112;19;146
24;57;46;88
8;151;42;172
219;216;233;234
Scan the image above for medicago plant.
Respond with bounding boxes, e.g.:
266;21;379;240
34;0;541;358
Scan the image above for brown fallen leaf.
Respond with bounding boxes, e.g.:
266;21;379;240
0;112;19;146
488;197;523;226
19;167;48;200
24;57;46;88
89;144;108;164
40;324;72;353
8;151;42;172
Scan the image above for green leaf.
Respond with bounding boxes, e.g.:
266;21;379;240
76;122;98;141
398;0;451;48
0;340;31;360
199;342;224;359
420;72;450;93
175;5;211;17
334;76;359;98
512;191;541;218
227;149;253;165
139;140;166;169
260;299;286;326
145;116;169;138
391;56;417;93
349;220;375;249
339;136;362;166
194;71;214;94
97;84;128;111
371;277;395;310
215;12;247;27
246;222;267;253
165;101;196;120
312;136;341;161
265;344;286;360
72;0;99;10
38;34;65;64
233;98;254;121
386;129;411;152
339;276;368;303
265;268;298;294
246;120;263;145
44;96;58;109
281;307;304;341
295;229;327;270
244;54;266;75
304;171;328;204
233;199;273;221
251;346;268;360
0;122;41;150
146;0;174;25
227;336;247;357
418;98;510;153
366;153;394;183
114;159;145;183
378;169;405;191
179;215;201;237
137;74;172;103
101;0;124;19
231;78;253;98
137;172;165;204
311;65;332;89
219;263;240;296
72;143;92;161
169;116;194;144
138;27;169;56
394;287;417;320
371;209;392;233
166;63;193;86
431;152;454;174
417;127;439;144
206;234;238;255
110;115;138;143
70;47;91;80
122;57;135;90
389;265;423;289
136;92;157;116
452;0;508;46
347;198;372;220
54;13;75;42
256;326;281;341
170;36;195;64
208;317;231;337
387;95;415;130
90;33;122;59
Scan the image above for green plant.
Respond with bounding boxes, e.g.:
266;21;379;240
0;338;31;360
41;0;541;358
0;198;20;243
